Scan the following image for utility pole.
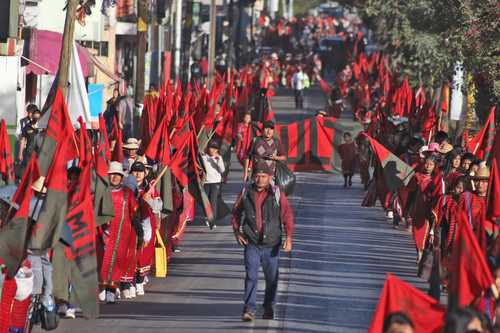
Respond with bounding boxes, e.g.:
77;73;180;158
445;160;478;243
57;0;78;98
174;0;182;82
227;0;234;71
207;0;217;88
135;0;149;105
181;1;194;86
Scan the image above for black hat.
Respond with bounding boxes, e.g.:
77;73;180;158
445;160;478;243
253;162;274;175
207;139;221;149
263;120;275;129
130;161;146;172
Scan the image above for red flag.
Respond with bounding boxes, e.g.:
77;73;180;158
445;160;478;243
145;114;171;165
468;107;496;161
0;119;15;184
367;135;415;191
319;79;332;96
449;219;495;307
110;119;124;162
440;83;450;113
95;114;111;179
487;129;500;220
77;117;92;166
169;135;191;187
0;156;40;277
368;274;446;333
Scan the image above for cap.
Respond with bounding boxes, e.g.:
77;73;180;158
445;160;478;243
108;161;125;176
473;165;490;180
31;176;47;194
207;139;221;150
130;161;146;173
263;120;275;129
253;162;274;175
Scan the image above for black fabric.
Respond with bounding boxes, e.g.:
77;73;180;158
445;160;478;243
275;161;296;195
241;186;282;247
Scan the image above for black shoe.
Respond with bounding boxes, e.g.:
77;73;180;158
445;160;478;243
241;311;255;322
348;180;352;187
263;307;274;320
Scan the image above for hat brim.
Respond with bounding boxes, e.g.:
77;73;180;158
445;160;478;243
108;171;125;177
123;144;139;150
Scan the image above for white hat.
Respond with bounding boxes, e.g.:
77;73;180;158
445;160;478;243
31;176;47;194
123;138;139;150
108;161;125;176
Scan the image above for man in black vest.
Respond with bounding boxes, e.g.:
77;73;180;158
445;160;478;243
232;163;294;321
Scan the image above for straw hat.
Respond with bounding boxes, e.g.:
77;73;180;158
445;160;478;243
31;176;47;194
473;165;490;180
123;138;139;150
108;161;125;176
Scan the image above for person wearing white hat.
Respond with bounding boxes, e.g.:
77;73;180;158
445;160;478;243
123;138;140;172
97;161;139;303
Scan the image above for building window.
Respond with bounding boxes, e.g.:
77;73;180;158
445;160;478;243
78;40;109;57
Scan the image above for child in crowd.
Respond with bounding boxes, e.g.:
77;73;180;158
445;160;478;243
201;139;225;229
338;132;356;187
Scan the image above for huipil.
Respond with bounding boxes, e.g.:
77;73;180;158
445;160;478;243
98;185;137;285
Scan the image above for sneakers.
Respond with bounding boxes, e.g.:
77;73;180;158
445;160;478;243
136;283;145;296
105;291;116;304
263;307;274;320
122;289;131;299
57;303;68;315
115;288;121;299
130;286;137;298
65;308;76;319
98;290;106;302
241;311;255;322
386;211;394;220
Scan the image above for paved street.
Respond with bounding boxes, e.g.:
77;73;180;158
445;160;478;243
46;88;427;333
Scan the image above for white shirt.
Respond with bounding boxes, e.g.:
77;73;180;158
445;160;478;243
202;154;225;184
292;71;305;90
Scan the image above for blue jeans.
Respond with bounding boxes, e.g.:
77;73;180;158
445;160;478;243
243;243;280;312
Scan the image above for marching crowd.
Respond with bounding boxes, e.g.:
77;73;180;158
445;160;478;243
0;6;498;333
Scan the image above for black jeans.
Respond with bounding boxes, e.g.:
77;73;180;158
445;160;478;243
294;89;304;109
204;183;221;224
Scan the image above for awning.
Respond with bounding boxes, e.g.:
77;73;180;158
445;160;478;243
24;29;90;76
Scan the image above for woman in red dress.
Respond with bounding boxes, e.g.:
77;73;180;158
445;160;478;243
408;155;442;261
97;161;138;303
130;161;162;296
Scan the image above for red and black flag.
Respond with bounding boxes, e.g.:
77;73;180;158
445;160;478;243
368;274;446;333
0;119;15;185
468;106;496;161
37;89;76;176
170;133;214;223
29;90;76;252
449;219;495;308
275;116;348;172
145;114;174;214
366;135;415;192
93;115;114;227
110;118;124;162
487;128;500;220
59;162;99;318
0;156;40;278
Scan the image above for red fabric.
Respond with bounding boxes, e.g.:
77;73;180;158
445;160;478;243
110;119;124;162
487;129;500;219
319;79;332;96
0;120;14;184
98;187;137;284
408;173;436;251
441;84;450;113
140;95;159;151
95;115;111;180
136;186;159;276
457;192;491;252
338;142;356;174
46;89;77;156
449;217;494;307
236;123;254;166
145;114;171;165
368;274;446;333
26;29;89;76
468;106;496;160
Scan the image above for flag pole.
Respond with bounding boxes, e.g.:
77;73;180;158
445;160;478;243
57;0;79;98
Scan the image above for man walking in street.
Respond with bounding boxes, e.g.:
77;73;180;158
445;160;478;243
243;120;286;182
292;66;305;109
232;163;294;321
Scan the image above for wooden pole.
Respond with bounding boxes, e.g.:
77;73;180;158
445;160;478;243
57;0;79;98
207;0;217;89
135;0;149;105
